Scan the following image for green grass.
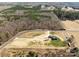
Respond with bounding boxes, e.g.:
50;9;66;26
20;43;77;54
48;39;67;47
50;32;55;34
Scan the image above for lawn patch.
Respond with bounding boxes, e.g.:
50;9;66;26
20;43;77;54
48;39;67;47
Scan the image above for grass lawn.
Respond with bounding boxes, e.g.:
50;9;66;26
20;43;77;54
48;39;67;47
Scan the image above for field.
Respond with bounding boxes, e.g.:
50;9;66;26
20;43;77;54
0;30;79;57
62;20;79;47
0;30;69;57
1;30;79;49
62;20;79;29
1;30;67;49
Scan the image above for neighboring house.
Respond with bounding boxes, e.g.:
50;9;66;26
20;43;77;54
41;5;55;10
24;5;33;8
61;6;79;12
74;9;79;12
61;6;74;11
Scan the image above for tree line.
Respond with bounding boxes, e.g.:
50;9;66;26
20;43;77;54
53;8;79;20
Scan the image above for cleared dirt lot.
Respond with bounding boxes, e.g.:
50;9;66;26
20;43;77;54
56;31;79;48
1;30;79;48
61;20;79;47
0;30;67;49
62;20;79;29
0;30;79;57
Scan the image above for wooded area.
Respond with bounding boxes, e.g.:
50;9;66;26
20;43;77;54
53;8;79;20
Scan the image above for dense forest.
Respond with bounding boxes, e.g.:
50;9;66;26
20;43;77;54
53;8;79;20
